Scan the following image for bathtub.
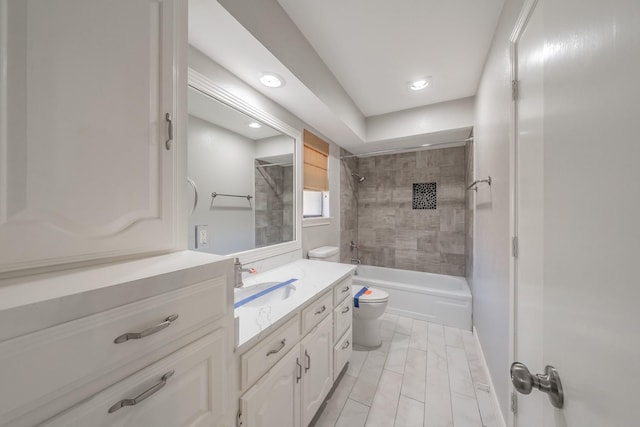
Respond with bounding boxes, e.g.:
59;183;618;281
353;265;472;330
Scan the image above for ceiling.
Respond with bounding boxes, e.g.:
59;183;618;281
189;0;504;153
276;0;504;117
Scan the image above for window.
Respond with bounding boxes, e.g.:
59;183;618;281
303;130;330;218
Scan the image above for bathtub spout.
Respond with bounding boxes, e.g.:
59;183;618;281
351;258;361;264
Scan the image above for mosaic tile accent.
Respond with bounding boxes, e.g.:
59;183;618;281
413;182;437;209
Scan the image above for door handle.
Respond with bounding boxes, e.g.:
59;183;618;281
510;362;564;408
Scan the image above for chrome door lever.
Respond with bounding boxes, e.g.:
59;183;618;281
510;362;564;408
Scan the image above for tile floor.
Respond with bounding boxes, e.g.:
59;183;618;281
314;313;498;427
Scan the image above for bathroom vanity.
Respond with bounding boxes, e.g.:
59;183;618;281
0;252;235;427
234;259;355;427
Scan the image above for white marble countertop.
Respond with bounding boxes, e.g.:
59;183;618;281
235;259;356;350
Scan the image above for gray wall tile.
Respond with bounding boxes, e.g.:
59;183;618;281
345;146;467;275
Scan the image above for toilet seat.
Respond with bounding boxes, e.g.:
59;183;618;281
352;285;389;304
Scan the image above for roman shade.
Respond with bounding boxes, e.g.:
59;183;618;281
303;130;329;191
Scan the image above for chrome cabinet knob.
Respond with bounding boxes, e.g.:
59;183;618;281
510;362;564;409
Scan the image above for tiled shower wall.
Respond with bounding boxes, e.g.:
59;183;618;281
339;148;359;264
255;163;294;247
465;140;474;285
353;147;467;275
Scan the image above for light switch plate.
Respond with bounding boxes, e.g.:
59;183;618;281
195;225;208;248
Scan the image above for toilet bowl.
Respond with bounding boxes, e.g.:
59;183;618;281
307;246;389;350
351;284;389;349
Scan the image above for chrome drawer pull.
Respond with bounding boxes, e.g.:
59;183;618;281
341;286;350;293
266;339;286;356
305;349;311;373
342;340;350;350
296;357;302;383
315;305;327;315
341;306;350;314
108;370;174;413
114;314;179;344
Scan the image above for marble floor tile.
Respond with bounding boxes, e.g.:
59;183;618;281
315;374;357;427
316;315;498;427
350;350;387;405
450;391;483;427
396;316;413;335
401;348;427;402
444;325;464;348
446;346;475;398
335;399;370;427
365;369;403;427
347;350;369;378
395;395;425;427
409;319;429;351
461;333;488;386
425;325;453;427
475;386;497;427
384;332;410;374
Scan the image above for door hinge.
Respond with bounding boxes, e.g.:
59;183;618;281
511;391;518;414
512;79;519;101
237;409;243;427
512;236;519;258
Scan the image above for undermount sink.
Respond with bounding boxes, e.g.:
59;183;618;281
234;281;297;308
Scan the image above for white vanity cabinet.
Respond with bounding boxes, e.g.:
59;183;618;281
0;252;234;427
240;317;332;427
0;0;185;274
332;277;353;380
300;316;333;427
240;344;302;427
238;272;354;427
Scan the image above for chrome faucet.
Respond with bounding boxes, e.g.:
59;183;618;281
350;258;361;264
234;258;256;288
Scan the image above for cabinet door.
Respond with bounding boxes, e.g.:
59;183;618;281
40;329;229;427
241;344;301;427
0;0;180;273
301;316;333;427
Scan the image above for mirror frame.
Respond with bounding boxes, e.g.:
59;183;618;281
188;68;303;263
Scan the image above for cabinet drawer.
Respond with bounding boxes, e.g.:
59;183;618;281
333;277;352;305
41;329;228;427
0;275;227;425
334;328;352;381
301;291;333;335
241;314;300;389
333;297;352;341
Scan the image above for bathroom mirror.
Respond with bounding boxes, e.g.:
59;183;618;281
187;69;302;260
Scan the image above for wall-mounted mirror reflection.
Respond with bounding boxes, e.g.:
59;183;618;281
187;86;295;255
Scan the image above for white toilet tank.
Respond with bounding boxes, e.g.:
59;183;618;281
308;246;340;263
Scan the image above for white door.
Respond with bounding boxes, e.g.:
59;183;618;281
241;344;301;427
0;0;179;273
513;0;640;425
513;0;546;424
301;316;333;427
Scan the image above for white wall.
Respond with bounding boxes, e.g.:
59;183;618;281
366;97;475;143
255;134;294;160
187;116;256;254
473;0;524;419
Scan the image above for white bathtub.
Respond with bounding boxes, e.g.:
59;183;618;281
353;265;472;330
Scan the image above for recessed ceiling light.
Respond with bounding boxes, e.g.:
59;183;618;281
248;122;262;129
259;73;285;88
408;77;431;91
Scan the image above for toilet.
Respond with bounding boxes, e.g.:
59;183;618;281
308;246;389;350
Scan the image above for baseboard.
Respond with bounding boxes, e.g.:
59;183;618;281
473;326;508;427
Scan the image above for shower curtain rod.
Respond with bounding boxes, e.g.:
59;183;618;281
339;137;473;159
